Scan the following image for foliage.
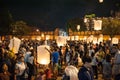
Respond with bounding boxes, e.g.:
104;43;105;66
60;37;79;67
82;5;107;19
66;18;86;32
10;21;32;36
102;18;120;38
0;8;13;35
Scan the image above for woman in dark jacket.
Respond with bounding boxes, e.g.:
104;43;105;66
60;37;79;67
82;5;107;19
0;63;11;80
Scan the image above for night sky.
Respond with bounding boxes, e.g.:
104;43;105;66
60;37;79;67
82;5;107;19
1;0;120;30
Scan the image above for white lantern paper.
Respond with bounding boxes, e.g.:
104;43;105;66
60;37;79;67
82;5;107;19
99;0;103;3
37;45;50;65
56;36;67;46
77;25;80;31
87;35;93;43
8;37;21;54
84;18;88;23
112;38;119;44
94;20;102;30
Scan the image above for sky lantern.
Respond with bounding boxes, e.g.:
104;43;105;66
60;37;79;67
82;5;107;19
37;45;50;65
112;38;119;44
94;20;102;30
56;36;67;47
77;25;80;31
99;0;103;3
8;37;21;54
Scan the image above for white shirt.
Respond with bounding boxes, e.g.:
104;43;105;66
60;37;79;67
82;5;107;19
28;56;34;64
15;62;26;76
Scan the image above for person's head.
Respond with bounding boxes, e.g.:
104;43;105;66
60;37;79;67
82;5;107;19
106;49;110;54
18;56;24;62
0;48;5;54
1;63;8;72
82;56;92;68
65;65;78;80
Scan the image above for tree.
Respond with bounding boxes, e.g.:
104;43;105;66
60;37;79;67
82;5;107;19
102;18;120;38
0;0;13;35
66;18;86;32
10;21;32;36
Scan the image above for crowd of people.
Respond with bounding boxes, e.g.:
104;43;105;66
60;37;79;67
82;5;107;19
0;38;120;80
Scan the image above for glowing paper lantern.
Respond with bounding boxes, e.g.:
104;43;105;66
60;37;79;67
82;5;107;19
84;18;88;23
94;20;102;30
99;0;103;3
56;36;67;46
9;37;21;54
37;45;50;65
112;38;119;44
77;25;80;31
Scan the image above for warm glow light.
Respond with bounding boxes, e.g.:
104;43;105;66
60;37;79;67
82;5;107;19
8;37;21;54
21;38;24;41
39;59;48;65
94;20;102;30
36;29;39;32
87;35;93;43
98;34;103;43
41;33;44;37
84;18;88;23
56;36;67;46
112;38;119;44
36;36;41;40
71;36;74;41
75;36;79;40
66;36;70;41
77;25;80;31
99;0;103;3
83;36;87;41
93;37;98;44
46;35;50;40
37;45;50;65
